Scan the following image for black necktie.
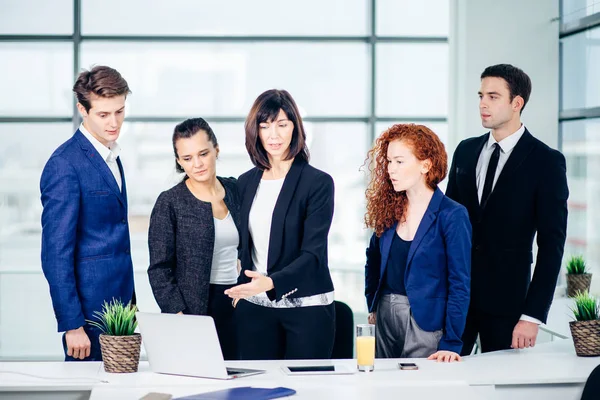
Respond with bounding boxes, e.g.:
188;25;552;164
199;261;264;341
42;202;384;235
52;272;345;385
481;143;500;207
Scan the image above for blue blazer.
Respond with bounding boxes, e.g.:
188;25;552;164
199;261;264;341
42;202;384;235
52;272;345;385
364;187;472;353
40;130;134;332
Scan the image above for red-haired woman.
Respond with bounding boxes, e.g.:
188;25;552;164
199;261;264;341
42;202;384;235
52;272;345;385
364;124;471;362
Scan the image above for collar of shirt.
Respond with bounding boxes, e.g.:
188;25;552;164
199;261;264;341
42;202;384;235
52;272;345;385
486;124;526;154
79;123;121;162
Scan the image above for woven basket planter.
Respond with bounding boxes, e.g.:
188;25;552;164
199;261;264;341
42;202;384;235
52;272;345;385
569;319;600;357
99;333;141;373
567;273;592;297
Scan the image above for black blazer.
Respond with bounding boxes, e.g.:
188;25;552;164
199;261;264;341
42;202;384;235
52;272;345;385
446;129;569;323
147;177;241;315
237;157;335;302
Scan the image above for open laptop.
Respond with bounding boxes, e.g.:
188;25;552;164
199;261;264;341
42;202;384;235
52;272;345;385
136;312;265;379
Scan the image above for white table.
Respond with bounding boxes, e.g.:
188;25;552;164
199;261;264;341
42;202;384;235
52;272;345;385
1;339;598;400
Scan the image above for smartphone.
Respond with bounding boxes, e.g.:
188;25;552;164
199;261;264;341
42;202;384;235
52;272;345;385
398;362;418;370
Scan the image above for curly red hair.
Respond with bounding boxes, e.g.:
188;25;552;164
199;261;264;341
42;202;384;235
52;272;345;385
364;124;448;237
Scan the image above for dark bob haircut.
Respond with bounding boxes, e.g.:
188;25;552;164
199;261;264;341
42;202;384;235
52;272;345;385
244;89;309;170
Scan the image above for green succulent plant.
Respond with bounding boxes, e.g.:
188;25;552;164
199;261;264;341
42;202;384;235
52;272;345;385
87;298;138;336
566;255;588;275
571;291;599;322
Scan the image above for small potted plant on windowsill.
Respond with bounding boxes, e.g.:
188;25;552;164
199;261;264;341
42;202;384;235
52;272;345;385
87;298;141;373
566;255;592;297
569;291;600;357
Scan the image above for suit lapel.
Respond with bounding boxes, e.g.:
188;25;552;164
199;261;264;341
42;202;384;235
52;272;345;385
240;168;262;262
75;130;125;206
405;188;444;273
485;130;535;209
116;156;127;207
379;224;397;281
267;158;307;271
470;133;489;213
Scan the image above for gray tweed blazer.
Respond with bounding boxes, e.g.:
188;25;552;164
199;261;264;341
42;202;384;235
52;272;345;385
147;176;240;315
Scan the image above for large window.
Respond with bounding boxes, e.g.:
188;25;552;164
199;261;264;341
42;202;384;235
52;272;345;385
0;0;449;360
559;1;600;295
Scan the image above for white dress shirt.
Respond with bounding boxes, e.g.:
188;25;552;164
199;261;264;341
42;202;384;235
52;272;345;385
475;124;525;203
475;124;541;326
79;123;123;191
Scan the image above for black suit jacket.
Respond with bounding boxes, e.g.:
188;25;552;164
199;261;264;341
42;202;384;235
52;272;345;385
446;129;568;323
147;177;241;315
237;157;335;302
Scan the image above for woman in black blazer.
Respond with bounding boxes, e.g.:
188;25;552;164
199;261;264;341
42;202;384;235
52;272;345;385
148;118;241;360
224;89;336;360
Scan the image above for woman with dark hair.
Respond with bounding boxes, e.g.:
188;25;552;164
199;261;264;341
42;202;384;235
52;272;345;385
364;124;471;362
224;89;336;360
148;118;240;360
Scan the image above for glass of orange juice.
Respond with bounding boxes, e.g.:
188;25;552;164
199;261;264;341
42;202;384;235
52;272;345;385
356;324;375;372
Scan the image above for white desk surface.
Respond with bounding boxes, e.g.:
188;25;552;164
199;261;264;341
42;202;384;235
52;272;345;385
1;339;598;399
89;383;479;400
0;361;102;391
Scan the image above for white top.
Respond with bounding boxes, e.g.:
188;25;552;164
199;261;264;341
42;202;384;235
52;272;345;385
248;178;285;275
79;123;122;191
474;124;540;326
475;124;525;203
209;212;239;285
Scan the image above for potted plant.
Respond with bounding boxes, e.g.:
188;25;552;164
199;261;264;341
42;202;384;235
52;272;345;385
569;291;600;357
566;255;592;297
88;298;141;373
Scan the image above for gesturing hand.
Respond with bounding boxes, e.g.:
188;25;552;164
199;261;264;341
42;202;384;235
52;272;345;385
224;270;274;299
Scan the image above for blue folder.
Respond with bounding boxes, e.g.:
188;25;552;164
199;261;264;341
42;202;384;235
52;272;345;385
173;387;296;399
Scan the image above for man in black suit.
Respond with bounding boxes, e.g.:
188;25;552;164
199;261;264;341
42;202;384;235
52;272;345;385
446;64;569;355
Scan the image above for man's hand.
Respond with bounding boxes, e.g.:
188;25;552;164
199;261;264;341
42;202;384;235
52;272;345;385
65;326;91;360
368;312;376;325
512;320;539;349
224;270;274;299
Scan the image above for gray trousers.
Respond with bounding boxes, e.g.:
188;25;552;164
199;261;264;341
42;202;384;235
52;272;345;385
375;294;443;358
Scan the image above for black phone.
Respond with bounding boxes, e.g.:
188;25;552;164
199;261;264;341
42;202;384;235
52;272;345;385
398;362;418;370
287;366;336;372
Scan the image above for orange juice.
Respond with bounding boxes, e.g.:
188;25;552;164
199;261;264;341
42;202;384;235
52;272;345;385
356;335;375;367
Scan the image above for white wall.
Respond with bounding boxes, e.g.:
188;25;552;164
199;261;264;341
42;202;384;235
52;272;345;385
448;0;560;150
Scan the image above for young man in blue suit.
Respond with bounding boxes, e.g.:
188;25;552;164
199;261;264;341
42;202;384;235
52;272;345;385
40;66;135;361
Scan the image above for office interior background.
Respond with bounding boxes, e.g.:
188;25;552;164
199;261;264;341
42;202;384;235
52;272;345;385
0;0;597;360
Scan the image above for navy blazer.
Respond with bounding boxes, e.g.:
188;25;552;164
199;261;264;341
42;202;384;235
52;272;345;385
40;130;134;332
237;157;335;302
365;188;472;353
